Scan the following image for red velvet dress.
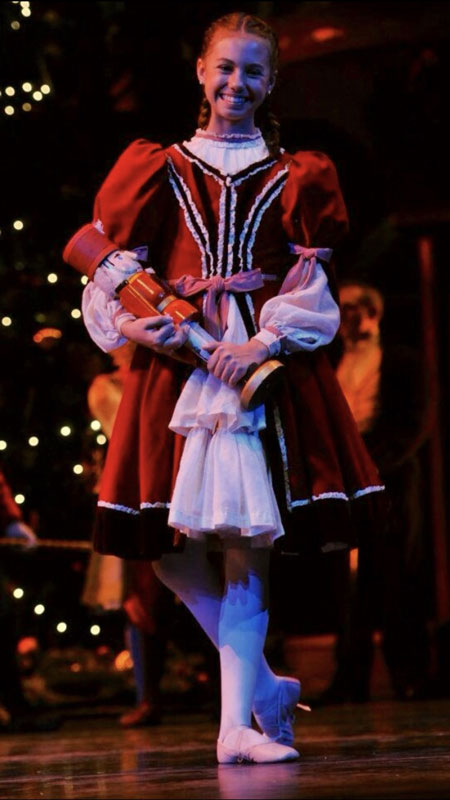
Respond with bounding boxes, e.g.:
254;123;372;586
73;138;385;559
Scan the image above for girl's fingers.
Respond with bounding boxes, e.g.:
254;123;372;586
203;341;219;353
228;367;244;387
142;315;174;329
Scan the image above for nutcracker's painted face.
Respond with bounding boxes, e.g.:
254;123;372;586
197;31;275;134
339;284;384;345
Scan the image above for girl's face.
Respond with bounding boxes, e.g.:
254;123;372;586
197;31;275;134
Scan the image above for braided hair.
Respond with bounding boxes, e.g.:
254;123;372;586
197;12;281;156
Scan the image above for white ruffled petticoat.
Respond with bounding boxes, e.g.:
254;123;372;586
167;296;285;548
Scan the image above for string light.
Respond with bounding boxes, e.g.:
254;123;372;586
34;604;45;615
11;20;20;30
114;650;133;671
28;436;39;446
0;441;7;451
22;102;32;112
5;106;15;115
13;588;24;599
80;275;88;285
41;84;51;94
90;625;101;636
5;87;15;96
33;327;62;344
73;464;83;474
14;494;25;504
96;434;107;445
47;273;58;283
13;219;23;230
90;420;101;431
22;82;32;92
1;317;12;327
32;90;42;101
71;309;81;319
60;425;72;437
56;622;67;633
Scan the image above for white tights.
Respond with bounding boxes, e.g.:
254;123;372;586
152;537;279;740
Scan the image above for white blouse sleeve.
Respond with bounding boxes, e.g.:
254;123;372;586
253;254;340;356
80;244;150;352
81;282;135;353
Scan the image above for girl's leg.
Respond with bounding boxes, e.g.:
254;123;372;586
152;539;278;710
218;543;270;740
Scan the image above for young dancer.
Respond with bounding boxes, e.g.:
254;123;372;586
64;12;384;763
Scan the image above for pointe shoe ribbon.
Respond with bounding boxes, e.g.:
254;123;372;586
253;677;310;746
217;725;299;764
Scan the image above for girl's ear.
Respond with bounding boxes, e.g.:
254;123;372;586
268;71;277;95
197;57;205;85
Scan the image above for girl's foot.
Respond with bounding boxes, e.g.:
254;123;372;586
253;676;306;745
217;725;299;764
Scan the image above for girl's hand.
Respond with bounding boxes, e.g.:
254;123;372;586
120;316;188;355
204;339;269;387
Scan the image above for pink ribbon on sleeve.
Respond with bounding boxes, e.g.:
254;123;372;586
279;245;333;295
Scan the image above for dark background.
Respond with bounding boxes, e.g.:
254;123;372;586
1;1;449;653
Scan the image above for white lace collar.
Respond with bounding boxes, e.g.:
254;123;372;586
183;129;270;175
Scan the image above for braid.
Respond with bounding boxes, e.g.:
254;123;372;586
197;11;281;154
197;96;211;130
256;103;281;158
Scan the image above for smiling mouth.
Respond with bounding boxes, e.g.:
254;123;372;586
219;93;248;105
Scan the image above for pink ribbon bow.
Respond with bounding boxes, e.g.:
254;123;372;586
170;269;265;340
280;245;333;294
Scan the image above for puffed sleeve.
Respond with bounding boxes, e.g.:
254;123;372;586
252;151;348;356
79;140;169;350
281;150;349;254
93;139;169;248
81;282;135;353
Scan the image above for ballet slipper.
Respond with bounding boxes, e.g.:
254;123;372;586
253;676;310;745
217;725;299;764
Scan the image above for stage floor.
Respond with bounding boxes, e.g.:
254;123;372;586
1;699;449;799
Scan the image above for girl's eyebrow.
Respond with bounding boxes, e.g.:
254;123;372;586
215;57;264;68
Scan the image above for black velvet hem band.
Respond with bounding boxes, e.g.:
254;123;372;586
93;507;184;560
277;490;388;556
92;490;388;560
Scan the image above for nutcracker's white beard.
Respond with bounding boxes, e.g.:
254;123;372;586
152;538;277;739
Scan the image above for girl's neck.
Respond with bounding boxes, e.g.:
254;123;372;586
204;116;260;138
196;127;262;143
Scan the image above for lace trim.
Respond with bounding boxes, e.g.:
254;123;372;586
244;292;258;335
238;166;289;271
226;186;238;277
167;157;213;278
352;485;385;499
98;501;139;516
194;128;263;145
291;485;385;508
140;501;171;509
273;404;292;510
173;144;223;185
217;184;227;277
233;159;277;187
98;500;171;514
